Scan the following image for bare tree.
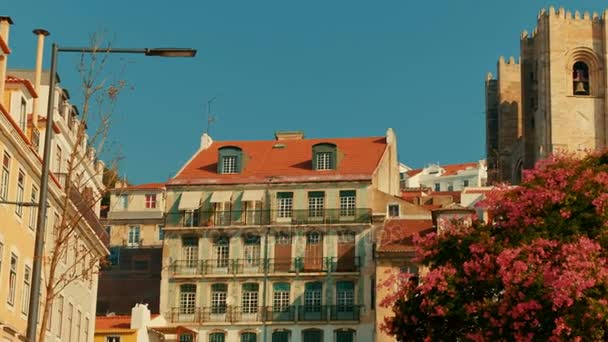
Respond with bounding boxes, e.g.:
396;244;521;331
35;34;127;341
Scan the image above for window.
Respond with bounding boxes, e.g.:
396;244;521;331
304;282;322;310
127;226;140;247
179;284;196;314
211;283;227;314
316;152;332;170
307;231;321;244
109;247;120;266
145;194;157;208
118;194;128;209
339;190;356;216
16;169;25;217
179;334;194;342
275;232;291;244
434;183;440;191
21;265;31;314
210;332;226;342
67;302;73;341
106;337;121;342
388;204;399;217
213;236;229;268
84;317;89;342
29;185;38;230
7;253;17;305
76;310;81;342
55;145;62;173
463;179;469;187
222;156;237;174
338;231;356;243
447;183;454;192
243;235;260;267
573;61;590;95
56;295;64;337
336;281;355;310
308;191;325;218
19;98;27;132
1;152;10;200
182;237;199;268
277;192;293;218
336;329;355;342
158;224;164;240
242;283;259;314
272;331;289;342
273;283;290;312
302;329;323;342
241;332;257;342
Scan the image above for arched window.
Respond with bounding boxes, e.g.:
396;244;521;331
335;329;356;342
302;329;323;342
209;332;226;342
573;61;590;95
312;143;337;170
241;332;257;342
272;330;290;342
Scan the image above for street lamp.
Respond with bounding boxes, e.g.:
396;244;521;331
26;42;196;341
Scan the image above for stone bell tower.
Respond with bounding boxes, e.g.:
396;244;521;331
486;7;608;184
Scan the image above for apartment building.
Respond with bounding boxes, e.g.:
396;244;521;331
402;160;487;191
97;183;166;315
0;17;108;342
159;129;402;342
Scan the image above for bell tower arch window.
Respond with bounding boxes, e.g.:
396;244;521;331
573;61;590;95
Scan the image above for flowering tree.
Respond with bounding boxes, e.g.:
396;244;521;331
381;152;608;341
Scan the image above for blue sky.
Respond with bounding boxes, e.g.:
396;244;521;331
5;0;608;184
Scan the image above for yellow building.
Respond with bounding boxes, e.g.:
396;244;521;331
0;16;108;342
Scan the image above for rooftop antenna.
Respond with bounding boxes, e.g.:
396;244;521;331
206;96;217;135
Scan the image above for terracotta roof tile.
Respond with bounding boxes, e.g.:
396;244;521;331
95;314;159;330
441;162;479;176
6;75;37;97
118;182;166;191
406;169;422;177
0;36;10;54
170;136;387;185
377;219;434;253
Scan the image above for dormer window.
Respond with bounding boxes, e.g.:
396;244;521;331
312;143;337;171
217;146;243;174
573;61;590;95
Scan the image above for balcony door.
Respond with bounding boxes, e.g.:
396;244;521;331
243;235;261;272
182;237;199;275
274;232;291;272
304;231;323;271
212;236;230;274
337;231;356;271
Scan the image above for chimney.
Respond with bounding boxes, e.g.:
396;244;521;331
0;16;14;108
274;131;304;140
32;29;50;126
200;132;213;150
130;303;151;330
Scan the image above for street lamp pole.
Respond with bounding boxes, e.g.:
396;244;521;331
26;43;196;342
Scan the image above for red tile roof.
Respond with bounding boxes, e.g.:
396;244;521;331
170;136;388;185
95;314;159;330
6;75;38;97
95;316;132;330
377;219;434;253
442;162;478;176
119;182;166;191
406;169;422;177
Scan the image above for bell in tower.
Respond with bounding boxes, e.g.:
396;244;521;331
573;61;590;95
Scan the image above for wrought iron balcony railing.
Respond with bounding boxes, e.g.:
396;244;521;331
166;208;372;227
169;305;361;323
169;256;361;276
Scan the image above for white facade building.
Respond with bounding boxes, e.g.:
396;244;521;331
402;160;487;191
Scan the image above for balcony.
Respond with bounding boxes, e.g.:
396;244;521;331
169;256;361;276
166;208;372;228
169;305;361;323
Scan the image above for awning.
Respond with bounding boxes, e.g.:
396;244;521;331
242;189;265;202
210;191;233;203
178;192;201;210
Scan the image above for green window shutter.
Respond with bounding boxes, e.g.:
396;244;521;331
277;192;293;199
241;333;257;342
305;282;322;291
308;191;325;198
272;331;289;342
336;281;354;291
211;283;227;292
273;283;290;292
210;333;225;342
336;330;354;342
303;330;323;342
182;237;198;246
339;190;356;197
243;283;259;291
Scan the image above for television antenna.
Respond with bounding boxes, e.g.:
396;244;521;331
206;96;217;135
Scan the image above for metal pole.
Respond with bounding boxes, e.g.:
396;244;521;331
26;42;58;342
262;227;269;342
